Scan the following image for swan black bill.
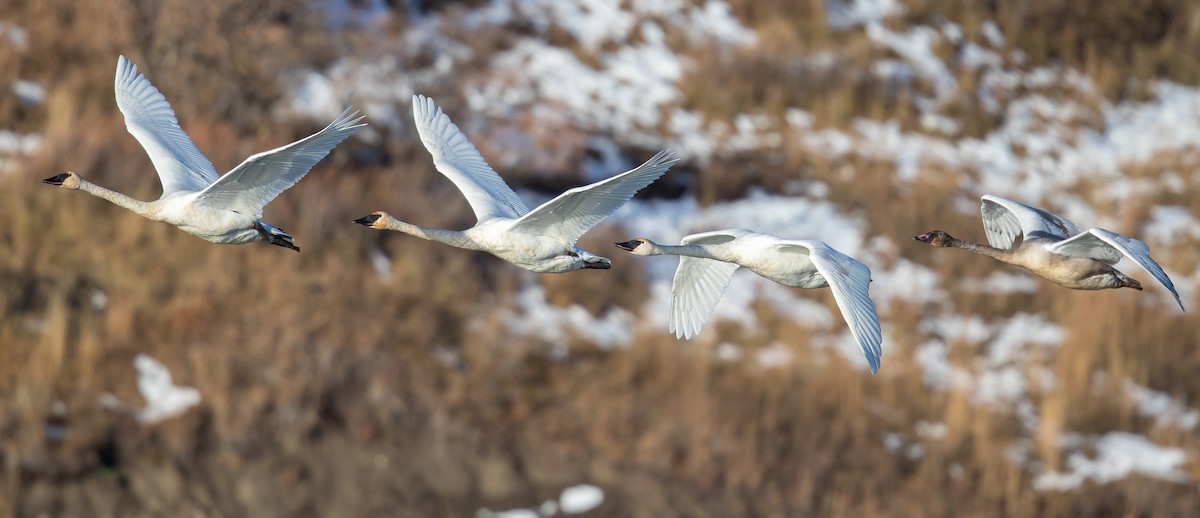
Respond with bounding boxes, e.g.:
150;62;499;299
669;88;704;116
614;240;639;251
43;173;70;185
354;214;381;226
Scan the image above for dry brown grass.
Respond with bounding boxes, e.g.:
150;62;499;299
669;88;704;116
2;0;1199;516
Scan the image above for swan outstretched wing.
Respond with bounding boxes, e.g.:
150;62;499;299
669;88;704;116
511;150;678;243
777;240;883;374
669;230;745;340
1049;228;1184;310
114;55;219;196
195;109;364;218
981;194;1081;248
412;95;528;221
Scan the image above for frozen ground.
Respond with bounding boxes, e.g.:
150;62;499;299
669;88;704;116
0;19;43;175
7;0;1197;493
291;0;1200;490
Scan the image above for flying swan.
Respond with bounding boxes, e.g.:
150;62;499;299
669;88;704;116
913;194;1184;310
355;94;678;273
43;55;365;251
616;229;884;373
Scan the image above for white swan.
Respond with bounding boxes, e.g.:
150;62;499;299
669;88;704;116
616;229;883;373
43;55;365;251
914;194;1184;310
100;354;200;424
355;95;678;273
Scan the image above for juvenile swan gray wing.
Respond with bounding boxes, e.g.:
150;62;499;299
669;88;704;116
777;240;883;374
1050;228;1184;309
196;110;365;218
510;151;678;244
669;230;746;340
981;194;1081;248
114;55;220;196
411;94;529;221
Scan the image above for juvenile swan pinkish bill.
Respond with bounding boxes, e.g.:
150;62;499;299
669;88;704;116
913;195;1183;310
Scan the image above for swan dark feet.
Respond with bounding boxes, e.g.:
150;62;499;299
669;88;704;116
1116;271;1143;291
255;221;300;252
268;236;300;252
582;256;612;269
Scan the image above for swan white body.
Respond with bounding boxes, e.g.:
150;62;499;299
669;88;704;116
44;55;365;251
915;195;1184;310
356;95;678;273
616;229;884;373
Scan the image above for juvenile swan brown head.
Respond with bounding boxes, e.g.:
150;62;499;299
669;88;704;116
615;238;653;256
43;172;82;190
913;230;955;247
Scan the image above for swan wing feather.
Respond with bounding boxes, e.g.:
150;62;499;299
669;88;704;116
981;194;1080;248
412;94;528;222
114;55;219;196
669;230;745;339
1049;228;1184;310
195;109;364;217
776;240;883;374
511;150;677;243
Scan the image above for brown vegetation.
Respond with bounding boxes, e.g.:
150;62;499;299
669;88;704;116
1;0;1199;516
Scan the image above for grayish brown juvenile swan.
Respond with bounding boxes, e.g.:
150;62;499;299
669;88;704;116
355;95;677;274
43;55;364;251
616;229;883;373
914;194;1184;310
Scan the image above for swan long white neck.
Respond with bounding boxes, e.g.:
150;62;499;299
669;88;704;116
381;218;479;250
79;179;153;216
650;243;722;260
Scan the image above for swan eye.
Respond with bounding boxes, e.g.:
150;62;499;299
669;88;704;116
565;251;579;258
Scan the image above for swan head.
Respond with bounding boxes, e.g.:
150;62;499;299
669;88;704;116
43;172;82;190
913;230;955;247
354;211;390;229
614;238;656;256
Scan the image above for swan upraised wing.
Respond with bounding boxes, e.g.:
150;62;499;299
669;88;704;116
115;55;220;196
195;109;364;218
776;240;883;374
412;95;529;222
669;230;747;340
981;194;1081;249
510;150;677;243
1049;228;1184;310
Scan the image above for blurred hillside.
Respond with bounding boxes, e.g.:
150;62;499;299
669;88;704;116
2;0;1200;516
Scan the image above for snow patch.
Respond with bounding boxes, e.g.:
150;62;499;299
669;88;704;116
559;484;605;514
827;0;905;29
502;282;635;350
11;79;45;105
1034;432;1189;491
